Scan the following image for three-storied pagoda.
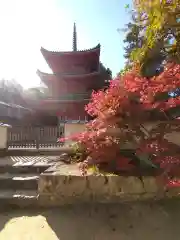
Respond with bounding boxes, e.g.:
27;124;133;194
36;23;111;124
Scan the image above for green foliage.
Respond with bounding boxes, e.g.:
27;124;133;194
122;7;165;77
121;10;143;71
119;65;131;76
133;0;180;65
123;22;143;62
70;142;87;162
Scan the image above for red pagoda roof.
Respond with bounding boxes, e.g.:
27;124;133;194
37;70;103;95
37;69;100;82
40;44;101;74
41;44;100;55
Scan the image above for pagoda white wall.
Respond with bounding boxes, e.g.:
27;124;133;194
64;123;86;146
0;125;8;149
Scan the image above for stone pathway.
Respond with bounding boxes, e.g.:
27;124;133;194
0;202;180;240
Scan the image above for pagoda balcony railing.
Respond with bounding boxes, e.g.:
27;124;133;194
54;68;99;76
48;92;92;101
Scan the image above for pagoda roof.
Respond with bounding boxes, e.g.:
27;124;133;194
40;44;100;56
40;44;101;74
37;69;100;85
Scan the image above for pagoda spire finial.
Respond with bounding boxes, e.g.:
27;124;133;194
73;22;77;51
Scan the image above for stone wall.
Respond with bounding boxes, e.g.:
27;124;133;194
38;163;180;206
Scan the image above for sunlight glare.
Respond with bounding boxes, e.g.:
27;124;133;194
0;0;74;88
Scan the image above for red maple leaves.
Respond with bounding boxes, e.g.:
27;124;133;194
60;63;180;181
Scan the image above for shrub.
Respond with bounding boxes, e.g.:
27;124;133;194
60;63;180;180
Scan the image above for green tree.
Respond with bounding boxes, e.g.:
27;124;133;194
122;9;165;77
123;14;144;66
132;0;180;65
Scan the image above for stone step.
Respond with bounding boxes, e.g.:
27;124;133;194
0;190;38;207
0;165;49;174
0;156;55;174
0;173;39;190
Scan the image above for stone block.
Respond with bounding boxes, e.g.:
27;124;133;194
117;176;145;194
142;177;159;193
38;168;174;206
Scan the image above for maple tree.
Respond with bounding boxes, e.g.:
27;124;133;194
59;62;180;185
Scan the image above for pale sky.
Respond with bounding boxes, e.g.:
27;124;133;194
0;0;131;88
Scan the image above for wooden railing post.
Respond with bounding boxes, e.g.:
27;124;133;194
35;127;39;149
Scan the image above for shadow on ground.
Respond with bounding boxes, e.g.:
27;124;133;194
0;200;180;239
43;201;180;240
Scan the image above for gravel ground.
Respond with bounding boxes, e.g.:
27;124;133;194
0;201;180;240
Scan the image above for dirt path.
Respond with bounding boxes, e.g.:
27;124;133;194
0;201;179;240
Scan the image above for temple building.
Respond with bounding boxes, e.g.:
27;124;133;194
36;23;111;124
33;23;111;140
